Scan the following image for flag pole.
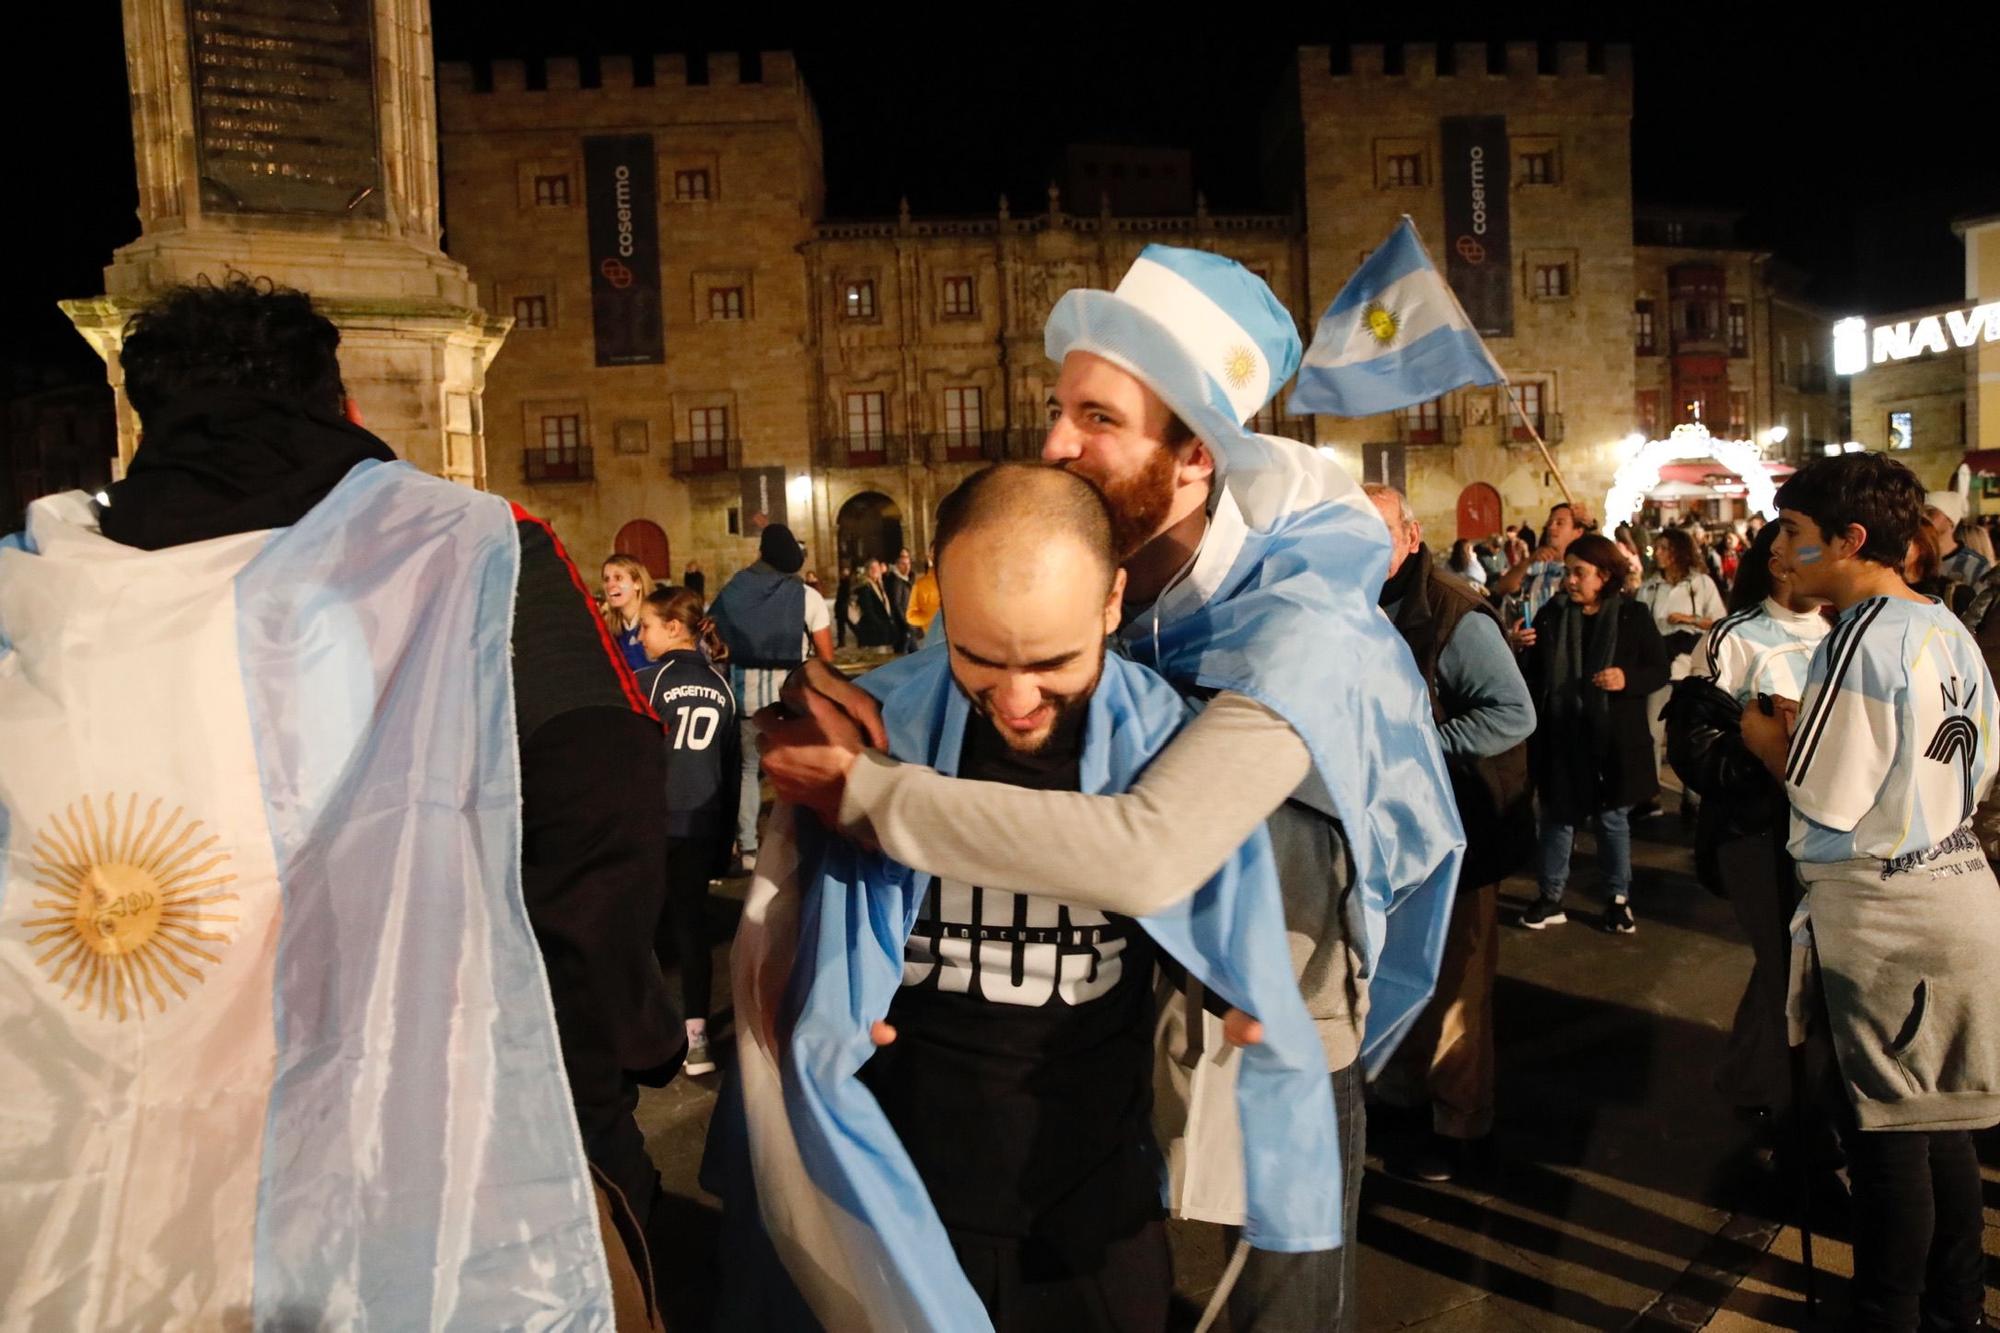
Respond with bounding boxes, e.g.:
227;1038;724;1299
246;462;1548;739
1502;382;1576;510
1409;216;1579;512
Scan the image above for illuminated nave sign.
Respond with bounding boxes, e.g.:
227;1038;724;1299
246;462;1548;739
1833;302;2000;375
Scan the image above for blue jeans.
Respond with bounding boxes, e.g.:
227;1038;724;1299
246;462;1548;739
1225;1058;1365;1332
1537;806;1632;904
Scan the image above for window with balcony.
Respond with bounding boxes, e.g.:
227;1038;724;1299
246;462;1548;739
1519;151;1557;185
532;413;587;481
1663;220;1685;244
1728;302;1748;357
1634;300;1656;355
684;406;731;472
1509;382;1545;440
1386;153;1423;187
1533;264;1571;299
708;287;744;321
1401;398;1443;444
672;169;711;201
1729;391;1749;435
512;295;549;329
845;391;887;462
941;276;976;318
1636;389;1661;437
843;280;877;320
533;174;571;206
941;386;983;460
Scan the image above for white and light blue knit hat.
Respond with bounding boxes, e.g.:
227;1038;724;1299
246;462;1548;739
1045;245;1303;474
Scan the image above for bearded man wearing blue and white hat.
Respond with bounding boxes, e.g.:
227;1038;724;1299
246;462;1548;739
761;245;1464;1330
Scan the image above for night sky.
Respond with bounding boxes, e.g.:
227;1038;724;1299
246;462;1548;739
12;7;1996;383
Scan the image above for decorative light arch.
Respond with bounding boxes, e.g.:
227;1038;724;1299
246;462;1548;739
1603;422;1778;527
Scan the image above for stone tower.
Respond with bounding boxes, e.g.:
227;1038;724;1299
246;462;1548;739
63;0;508;485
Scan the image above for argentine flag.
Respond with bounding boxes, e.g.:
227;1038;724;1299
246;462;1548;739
0;464;613;1329
1290;216;1505;418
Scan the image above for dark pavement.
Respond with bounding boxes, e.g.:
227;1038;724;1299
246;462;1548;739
634;797;2000;1330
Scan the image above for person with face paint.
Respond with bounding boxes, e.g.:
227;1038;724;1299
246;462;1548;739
1517;533;1671;935
1739;453;2000;1333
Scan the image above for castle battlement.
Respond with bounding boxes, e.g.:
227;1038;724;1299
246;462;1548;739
436;51;821;136
1300;41;1632;85
438;50;800;95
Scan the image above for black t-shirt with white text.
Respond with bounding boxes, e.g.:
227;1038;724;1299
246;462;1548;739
858;714;1162;1248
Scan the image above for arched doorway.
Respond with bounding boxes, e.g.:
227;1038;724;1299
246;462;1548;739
836;492;904;570
614;519;670;579
1456;482;1503;540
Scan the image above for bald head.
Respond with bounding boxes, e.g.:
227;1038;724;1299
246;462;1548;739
932;464;1125;753
934;464;1118;597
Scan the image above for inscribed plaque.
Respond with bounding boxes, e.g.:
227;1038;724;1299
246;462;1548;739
186;0;384;217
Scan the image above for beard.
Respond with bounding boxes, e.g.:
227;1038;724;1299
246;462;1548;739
1068;444;1179;561
955;658;1102;755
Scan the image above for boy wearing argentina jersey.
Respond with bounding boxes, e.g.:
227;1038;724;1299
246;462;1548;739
1743;453;2000;1333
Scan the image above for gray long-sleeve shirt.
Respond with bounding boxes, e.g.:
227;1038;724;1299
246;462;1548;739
836;692;1370;1068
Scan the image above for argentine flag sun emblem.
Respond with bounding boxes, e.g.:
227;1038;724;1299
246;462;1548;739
1291;216;1505;417
1364;301;1400;344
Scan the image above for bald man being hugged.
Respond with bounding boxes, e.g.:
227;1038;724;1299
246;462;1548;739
725;463;1337;1333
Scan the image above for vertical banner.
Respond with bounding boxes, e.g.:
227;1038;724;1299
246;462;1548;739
1441;116;1512;337
583;134;664;366
740;467;788;531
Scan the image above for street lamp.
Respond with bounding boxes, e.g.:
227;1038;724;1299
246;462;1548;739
1761;425;1789;447
786;472;812;509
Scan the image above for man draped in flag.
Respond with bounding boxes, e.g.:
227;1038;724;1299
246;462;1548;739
0;280;674;1329
758;244;1464;1331
720;463;1338;1330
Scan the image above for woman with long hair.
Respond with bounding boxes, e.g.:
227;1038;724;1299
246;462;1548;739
1636;527;1727;792
1519;533;1670;934
600;554;654;671
632;586;741;1077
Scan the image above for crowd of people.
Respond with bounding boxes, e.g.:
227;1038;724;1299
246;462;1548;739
6;263;1996;1333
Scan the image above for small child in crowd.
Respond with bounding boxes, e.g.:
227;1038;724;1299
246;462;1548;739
633;586;742;1076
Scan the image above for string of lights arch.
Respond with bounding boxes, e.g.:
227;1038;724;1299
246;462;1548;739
1603;422;1778;528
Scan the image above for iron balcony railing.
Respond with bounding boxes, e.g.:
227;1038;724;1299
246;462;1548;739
524;446;593;483
670;438;743;476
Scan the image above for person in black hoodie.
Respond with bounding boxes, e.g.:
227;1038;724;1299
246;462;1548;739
94;278;680;1312
1519;532;1669;935
634;586;742;1078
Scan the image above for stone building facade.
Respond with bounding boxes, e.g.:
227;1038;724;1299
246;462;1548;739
1282;42;1636;537
1847;314;1972;487
1628;212;1843;462
803;197;1304;567
437;53;825;583
434;43;1843;585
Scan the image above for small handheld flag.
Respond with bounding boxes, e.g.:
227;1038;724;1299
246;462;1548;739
1290;217;1506;418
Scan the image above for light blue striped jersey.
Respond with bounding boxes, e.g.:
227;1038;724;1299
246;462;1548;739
1519;560;1566;627
1785;595;1999;863
1693;598;1831;704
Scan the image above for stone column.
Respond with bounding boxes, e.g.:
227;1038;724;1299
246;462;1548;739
63;0;507;485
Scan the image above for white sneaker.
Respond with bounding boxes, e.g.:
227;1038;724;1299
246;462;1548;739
685;1033;715;1076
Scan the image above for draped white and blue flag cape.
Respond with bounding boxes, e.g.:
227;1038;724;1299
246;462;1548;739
722;647;1338;1332
1125;433;1468;1068
1290;216;1506;418
0;463;613;1329
1039;242;1467;1071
